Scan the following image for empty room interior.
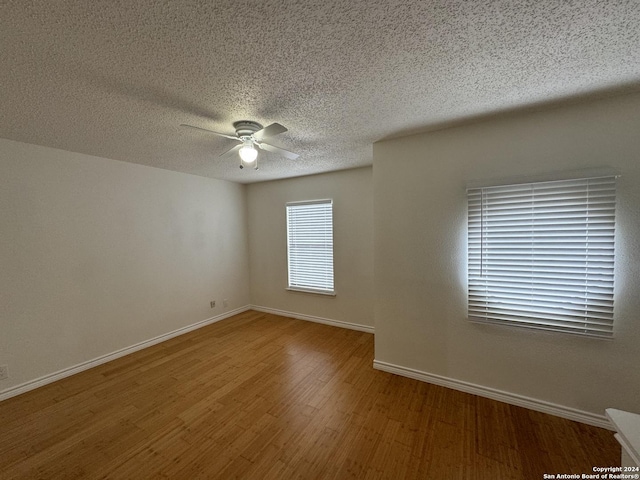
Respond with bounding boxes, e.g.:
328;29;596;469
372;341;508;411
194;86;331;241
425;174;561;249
1;1;640;479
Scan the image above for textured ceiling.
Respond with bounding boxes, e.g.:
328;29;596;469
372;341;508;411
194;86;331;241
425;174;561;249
1;1;639;184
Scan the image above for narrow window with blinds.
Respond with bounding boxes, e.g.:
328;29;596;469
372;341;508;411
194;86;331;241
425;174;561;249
286;199;335;295
467;176;617;338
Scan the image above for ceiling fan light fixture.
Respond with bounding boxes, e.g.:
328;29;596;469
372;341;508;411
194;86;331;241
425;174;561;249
181;121;299;169
238;141;257;163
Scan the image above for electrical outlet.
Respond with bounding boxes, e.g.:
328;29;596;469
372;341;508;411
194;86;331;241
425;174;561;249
0;365;8;380
210;300;216;308
223;299;228;307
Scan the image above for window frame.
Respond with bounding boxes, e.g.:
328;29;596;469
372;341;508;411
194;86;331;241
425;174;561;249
286;199;335;296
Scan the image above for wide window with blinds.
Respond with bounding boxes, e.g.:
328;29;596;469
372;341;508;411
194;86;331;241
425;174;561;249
467;176;617;338
286;199;335;295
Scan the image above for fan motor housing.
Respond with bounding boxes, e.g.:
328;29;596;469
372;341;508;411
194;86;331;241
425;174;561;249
233;120;262;138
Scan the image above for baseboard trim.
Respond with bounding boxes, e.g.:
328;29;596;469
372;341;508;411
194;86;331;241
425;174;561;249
250;305;374;334
373;359;612;430
0;306;251;402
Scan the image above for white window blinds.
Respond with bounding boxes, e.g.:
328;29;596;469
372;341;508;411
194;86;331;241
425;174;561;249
467;176;617;338
286;199;334;294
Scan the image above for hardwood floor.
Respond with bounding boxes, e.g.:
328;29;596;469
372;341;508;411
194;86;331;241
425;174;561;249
0;310;619;479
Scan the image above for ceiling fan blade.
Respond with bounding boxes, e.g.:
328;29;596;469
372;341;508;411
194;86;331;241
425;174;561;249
180;124;239;141
219;144;242;159
253;123;287;141
258;142;299;160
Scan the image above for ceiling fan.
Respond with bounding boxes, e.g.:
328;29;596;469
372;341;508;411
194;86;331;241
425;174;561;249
180;120;299;170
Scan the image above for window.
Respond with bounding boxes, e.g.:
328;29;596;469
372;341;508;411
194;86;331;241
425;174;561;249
286;199;335;295
467;176;617;338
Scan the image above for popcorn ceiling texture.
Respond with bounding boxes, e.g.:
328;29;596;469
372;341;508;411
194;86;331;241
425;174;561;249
0;0;639;183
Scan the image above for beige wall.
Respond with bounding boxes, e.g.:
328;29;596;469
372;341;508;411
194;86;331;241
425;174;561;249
373;92;640;416
0;139;250;392
247;168;374;328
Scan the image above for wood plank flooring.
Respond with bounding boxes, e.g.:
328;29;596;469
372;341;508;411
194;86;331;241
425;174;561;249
0;310;619;479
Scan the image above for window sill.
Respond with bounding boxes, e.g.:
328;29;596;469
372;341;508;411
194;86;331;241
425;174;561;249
286;287;336;297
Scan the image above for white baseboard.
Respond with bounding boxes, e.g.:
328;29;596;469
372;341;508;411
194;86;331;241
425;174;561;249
250;305;374;334
0;306;251;402
373;359;612;430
